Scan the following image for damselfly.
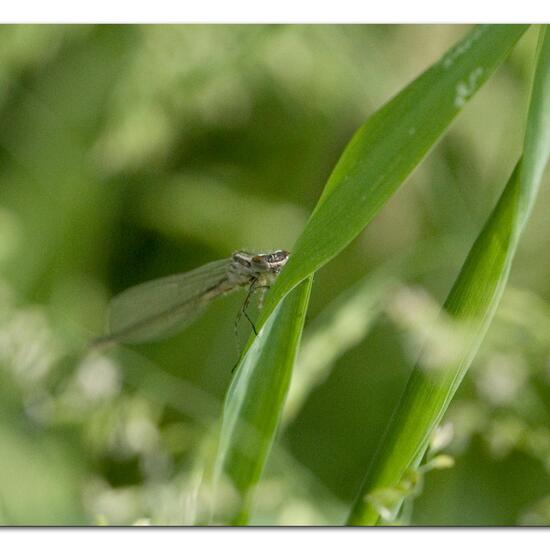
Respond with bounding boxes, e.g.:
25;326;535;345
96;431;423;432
92;250;290;348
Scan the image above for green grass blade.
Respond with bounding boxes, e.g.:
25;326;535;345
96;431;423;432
347;25;550;526
211;277;313;524
258;25;529;329
210;25;528;525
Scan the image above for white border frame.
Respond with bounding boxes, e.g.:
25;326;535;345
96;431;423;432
0;0;549;23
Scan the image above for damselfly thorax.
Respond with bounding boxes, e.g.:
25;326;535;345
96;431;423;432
92;250;290;348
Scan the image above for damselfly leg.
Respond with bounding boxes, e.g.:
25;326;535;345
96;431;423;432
232;280;275;371
234;280;273;339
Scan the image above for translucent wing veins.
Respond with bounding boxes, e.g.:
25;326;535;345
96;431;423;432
96;258;234;345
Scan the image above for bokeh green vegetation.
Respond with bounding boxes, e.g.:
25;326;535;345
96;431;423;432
0;24;549;525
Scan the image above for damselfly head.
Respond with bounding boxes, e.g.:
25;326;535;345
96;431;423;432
252;250;290;272
231;250;290;275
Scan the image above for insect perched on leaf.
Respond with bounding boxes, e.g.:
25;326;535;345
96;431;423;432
92;250;290;348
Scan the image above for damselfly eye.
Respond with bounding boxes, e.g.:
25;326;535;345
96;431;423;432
271;250;289;262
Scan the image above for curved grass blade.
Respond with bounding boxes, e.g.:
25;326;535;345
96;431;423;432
256;25;528;332
211;277;313;525
347;25;550;526
210;25;528;525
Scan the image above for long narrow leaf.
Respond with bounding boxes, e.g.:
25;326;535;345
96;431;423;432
347;25;550;526
258;25;529;329
210;25;528;525
211;277;312;524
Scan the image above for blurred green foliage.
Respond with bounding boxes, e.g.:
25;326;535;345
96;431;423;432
0;24;549;525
